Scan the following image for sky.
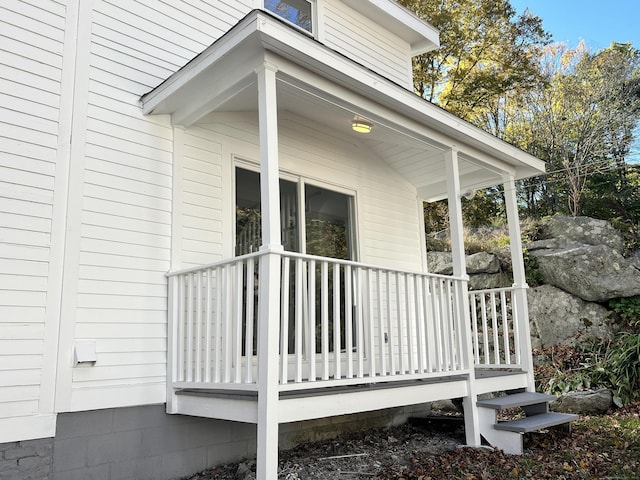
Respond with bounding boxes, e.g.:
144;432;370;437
509;0;640;50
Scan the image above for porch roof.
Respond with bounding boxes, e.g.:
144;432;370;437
140;10;545;202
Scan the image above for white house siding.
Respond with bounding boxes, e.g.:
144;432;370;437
61;0;255;411
0;0;65;440
324;0;414;89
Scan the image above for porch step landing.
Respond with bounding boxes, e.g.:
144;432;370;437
477;391;578;455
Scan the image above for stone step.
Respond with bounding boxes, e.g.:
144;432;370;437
494;412;579;433
476;392;556;410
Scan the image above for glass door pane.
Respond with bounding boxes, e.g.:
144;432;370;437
304;184;353;260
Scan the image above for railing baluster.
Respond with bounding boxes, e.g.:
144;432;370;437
186;273;194;382
308;260;316;382
422;277;432;373
512;290;521;365
295;258;303;383
405;273;414;374
355;267;364;378
333;263;341;380
280;257;291;384
453;280;464;370
415;275;425;373
490;292;500;365
376;269;386;376
177;275;186;382
345;265;353;379
195;271;203;383
321;261;329;381
480;294;489;365
214;266;222;383
396;271;405;374
234;263;243;383
385;271;395;376
470;293;480;364
430;277;442;372
500;290;510;365
223;265;232;383
245;259;255;383
204;269;212;383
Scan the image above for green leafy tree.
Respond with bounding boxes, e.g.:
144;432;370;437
399;0;549;125
513;42;640;217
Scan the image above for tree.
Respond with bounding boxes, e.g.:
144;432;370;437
512;42;640;217
398;0;549;126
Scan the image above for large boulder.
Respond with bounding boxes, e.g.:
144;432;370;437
427;251;501;275
533;244;640;302
550;389;613;415
532;216;624;252
527;285;613;349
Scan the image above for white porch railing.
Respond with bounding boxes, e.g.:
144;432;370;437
167;252;525;395
469;286;522;368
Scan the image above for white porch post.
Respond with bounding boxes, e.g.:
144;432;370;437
256;61;283;480
445;148;480;447
503;174;534;391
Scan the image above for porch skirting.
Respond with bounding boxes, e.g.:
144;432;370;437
10;403;427;480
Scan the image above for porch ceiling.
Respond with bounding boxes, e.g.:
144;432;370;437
141;10;545;202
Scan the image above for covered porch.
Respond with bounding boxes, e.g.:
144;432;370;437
141;9;545;479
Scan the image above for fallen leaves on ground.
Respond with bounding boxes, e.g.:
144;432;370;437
184;401;640;480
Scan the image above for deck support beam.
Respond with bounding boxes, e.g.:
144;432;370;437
256;61;283;480
445;148;480;448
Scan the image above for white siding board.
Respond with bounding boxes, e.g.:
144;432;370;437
77;293;166;311
0;306;45;324
81;225;170;250
0;274;48;291
0;340;43;357
77;309;166;325
80;238;169;263
99;338;166;352
86;130;172;165
1;258;48;278
1;2;65;35
79;251;169;272
0;400;39;418
78;279;166;298
78;265;167;285
75;323;166;339
80;212;171;238
0;386;40;403
0;48;61;83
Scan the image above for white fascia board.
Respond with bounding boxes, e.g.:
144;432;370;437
340;0;439;55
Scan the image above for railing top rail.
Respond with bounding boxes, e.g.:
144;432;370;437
277;250;468;282
166;250;265;277
166;248;467;283
469;285;526;295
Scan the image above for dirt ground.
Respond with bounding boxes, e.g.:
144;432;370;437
184;417;466;479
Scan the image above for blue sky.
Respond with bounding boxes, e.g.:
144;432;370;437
510;0;640;51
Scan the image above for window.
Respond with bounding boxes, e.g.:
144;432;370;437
265;0;313;34
235;167;355;259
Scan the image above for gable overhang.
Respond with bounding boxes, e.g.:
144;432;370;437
140;10;545;203
339;0;440;55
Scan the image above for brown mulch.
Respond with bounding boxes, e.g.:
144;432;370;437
185;402;640;479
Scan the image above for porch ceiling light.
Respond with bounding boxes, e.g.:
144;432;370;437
351;117;373;134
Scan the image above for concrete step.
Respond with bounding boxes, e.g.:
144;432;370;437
476;392;555;410
494;412;579;433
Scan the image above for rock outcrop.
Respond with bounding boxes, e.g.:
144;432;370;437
527;285;613;349
529;217;640;302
